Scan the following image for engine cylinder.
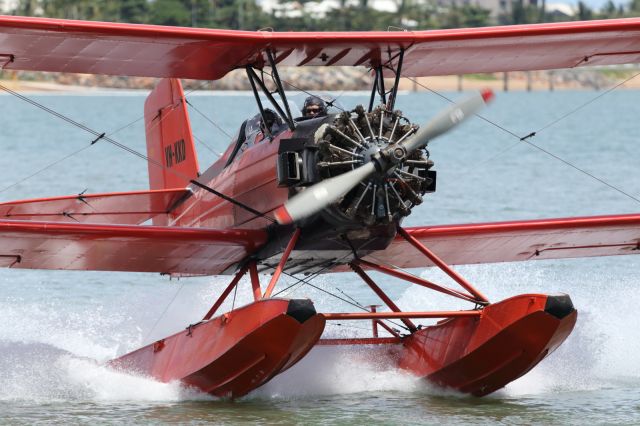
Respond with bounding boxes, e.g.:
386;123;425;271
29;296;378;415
315;105;435;226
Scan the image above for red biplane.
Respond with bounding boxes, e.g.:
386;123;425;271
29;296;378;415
0;15;639;398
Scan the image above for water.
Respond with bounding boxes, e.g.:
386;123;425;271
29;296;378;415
0;89;639;423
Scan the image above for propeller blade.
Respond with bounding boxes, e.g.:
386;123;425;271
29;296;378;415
401;89;494;154
275;89;494;225
275;162;377;224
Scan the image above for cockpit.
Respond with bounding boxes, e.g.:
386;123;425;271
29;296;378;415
219;95;334;170
223;108;286;168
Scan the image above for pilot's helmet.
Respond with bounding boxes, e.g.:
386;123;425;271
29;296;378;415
260;108;283;134
302;96;327;118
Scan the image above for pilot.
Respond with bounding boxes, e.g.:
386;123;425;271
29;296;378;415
301;96;328;119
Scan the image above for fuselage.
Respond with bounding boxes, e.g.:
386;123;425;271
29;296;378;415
167;110;432;274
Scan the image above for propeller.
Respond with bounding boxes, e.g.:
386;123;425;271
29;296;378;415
274;89;494;225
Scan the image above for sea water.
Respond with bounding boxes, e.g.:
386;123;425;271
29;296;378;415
0;88;639;424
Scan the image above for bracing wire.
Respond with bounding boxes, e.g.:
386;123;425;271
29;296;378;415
406;75;640;206
192;133;222;157
0;79;228;194
143;279;187;344
0;82;275;222
105;115;145;138
185;98;233;139
535;70;640;134
93;79;226;154
327;322;380;333
280;270;411;332
274;250;360;299
335;287;367;309
0;145;92;194
274;257;404;335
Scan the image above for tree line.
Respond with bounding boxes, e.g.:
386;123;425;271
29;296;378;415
10;0;640;31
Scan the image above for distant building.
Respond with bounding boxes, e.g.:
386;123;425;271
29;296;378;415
434;0;573;21
0;0;18;13
546;2;574;17
258;0;399;18
432;0;535;20
258;0;573;22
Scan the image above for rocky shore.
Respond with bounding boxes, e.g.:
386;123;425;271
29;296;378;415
1;66;639;92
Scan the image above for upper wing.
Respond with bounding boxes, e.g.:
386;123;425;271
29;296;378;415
362;213;640;269
1;16;640;79
0;188;190;225
0;219;266;274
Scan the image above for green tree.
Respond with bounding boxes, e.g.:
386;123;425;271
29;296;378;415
16;0;38;15
538;0;546;22
149;0;191;26
598;0;618;17
576;1;592;19
37;0;102;20
499;0;539;24
460;5;491;27
440;4;490;28
120;0;150;23
206;0;270;29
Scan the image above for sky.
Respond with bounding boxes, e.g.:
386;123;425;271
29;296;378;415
565;0;624;9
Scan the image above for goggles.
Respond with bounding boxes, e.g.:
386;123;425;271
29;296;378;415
305;106;322;115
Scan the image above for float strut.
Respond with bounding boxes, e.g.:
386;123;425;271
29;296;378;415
350;262;417;332
249;260;261;301
369;305;379;338
357;258;480;304
323;311;481;320
263;228;301;298
203;264;250;320
397;227;490;303
377;319;401;338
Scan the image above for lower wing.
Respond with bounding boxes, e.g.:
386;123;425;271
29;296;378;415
0;220;266;275
0;188;191;225
363;213;640;269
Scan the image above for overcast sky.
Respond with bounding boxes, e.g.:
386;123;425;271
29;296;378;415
560;0;625;10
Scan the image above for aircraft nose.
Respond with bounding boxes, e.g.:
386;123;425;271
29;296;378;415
286;299;317;323
544;294;575;319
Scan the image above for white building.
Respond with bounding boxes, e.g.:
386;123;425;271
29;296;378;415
0;0;18;13
257;0;573;22
258;0;399;18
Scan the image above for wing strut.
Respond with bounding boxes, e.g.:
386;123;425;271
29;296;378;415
246;66;274;139
368;49;405;112
323;228;490;338
397;226;490;303
246;63;295;132
203;263;251;320
263;228;301;298
368;65;386;112
249;260;262;301
355;258;481;303
387;49;404;111
199;257;269;321
350;262;418;332
319;256;485;341
266;50;296;129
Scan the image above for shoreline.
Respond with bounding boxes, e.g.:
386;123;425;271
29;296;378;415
3;69;640;93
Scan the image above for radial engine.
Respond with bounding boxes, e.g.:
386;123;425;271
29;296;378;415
277;105;436;228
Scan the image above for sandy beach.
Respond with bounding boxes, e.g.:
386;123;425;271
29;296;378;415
2;68;640;92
